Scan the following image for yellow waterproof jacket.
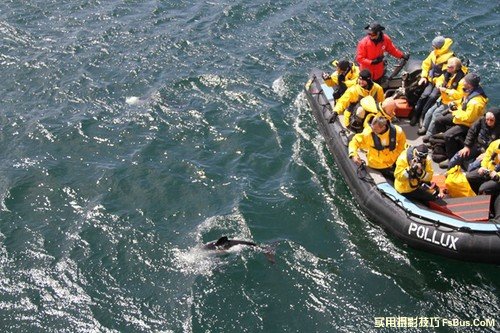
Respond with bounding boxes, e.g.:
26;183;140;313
421;38;454;81
452;90;488;127
394;148;434;194
334;83;384;114
348;124;406;170
480;139;500;175
434;67;467;105
324;61;360;88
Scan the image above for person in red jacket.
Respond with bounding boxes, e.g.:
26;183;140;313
356;22;409;84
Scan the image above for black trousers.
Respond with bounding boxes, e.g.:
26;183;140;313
466;170;500;194
403;188;436;204
433;114;469;159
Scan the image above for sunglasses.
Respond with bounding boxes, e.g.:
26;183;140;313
414;150;428;158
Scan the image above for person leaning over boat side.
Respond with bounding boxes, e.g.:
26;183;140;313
394;144;440;203
410;36;455;126
352;95;397;131
447;108;500;171
322;59;360;100
428;73;488;166
355;22;409;84
329;69;384;126
348;115;406;180
418;57;466;136
465;139;500;196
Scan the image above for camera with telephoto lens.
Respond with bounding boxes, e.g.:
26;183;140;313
421;182;440;198
408;158;422;179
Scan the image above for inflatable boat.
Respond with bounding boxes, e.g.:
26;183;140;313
304;60;500;264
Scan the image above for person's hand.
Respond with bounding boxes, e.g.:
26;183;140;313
458;146;471;158
328;111;338;123
439;86;447;93
448;102;458;111
371;55;384;64
351;156;363;166
322;72;330;80
418;77;427;86
478;167;488;175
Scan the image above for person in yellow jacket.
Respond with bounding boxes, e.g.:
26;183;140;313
419;57;467;136
322;60;360;100
410;36;455;125
394;144;439;203
466;139;500;195
348;115;406;179
329;69;384;126
431;73;488;163
349;96;397;132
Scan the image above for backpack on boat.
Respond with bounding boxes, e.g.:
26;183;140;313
445;165;476;198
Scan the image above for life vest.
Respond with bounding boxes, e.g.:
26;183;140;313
443;69;465;90
371;124;397;151
429;51;454;78
461;87;487;111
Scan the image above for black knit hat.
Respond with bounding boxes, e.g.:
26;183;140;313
359;69;372;80
337;60;350;71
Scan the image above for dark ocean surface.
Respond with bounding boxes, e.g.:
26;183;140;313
0;1;499;332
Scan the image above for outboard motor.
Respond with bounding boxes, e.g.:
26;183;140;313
401;59;425;106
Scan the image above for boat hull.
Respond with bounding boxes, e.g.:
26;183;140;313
305;69;500;264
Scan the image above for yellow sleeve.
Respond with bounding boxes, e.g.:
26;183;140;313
348;132;366;158
395;127;407;158
344;66;359;87
420;53;433;79
481;140;500;171
375;86;385;103
421;157;434;182
453;97;486;124
334;87;357;114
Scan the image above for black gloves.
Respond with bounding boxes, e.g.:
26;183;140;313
371;55;384;64
402;53;410;60
328;111;338;124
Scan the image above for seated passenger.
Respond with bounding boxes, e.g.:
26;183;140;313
418;57;466;136
447;108;500;170
322;59;360;100
349;96;397;132
410;36;455;126
394;144;439;203
348;115;406;179
466;139;500;195
428;73;489;164
329;69;384;127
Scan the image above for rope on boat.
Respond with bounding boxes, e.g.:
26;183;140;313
356;162;377;186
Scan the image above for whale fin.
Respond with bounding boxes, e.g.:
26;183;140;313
215;236;229;247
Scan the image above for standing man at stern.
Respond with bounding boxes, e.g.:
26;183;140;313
356;22;409;84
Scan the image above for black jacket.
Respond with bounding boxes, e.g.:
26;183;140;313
464;108;500;151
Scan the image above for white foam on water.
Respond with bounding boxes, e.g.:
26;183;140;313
125;96;141;105
272;76;287;99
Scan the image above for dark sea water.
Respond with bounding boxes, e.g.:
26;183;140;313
0;1;499;332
